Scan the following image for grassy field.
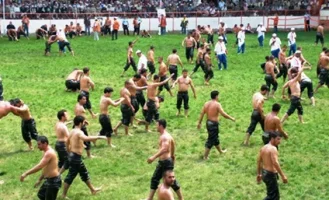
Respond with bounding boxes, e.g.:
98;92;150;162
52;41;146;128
0;31;329;200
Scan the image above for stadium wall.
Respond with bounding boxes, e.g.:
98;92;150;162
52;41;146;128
1;16;319;34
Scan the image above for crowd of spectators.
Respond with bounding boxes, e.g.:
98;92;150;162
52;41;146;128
0;0;320;19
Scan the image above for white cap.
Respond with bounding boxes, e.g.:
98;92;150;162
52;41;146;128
295;50;302;54
259;22;263;25
241;27;245;31
220;20;223;23
272;33;277;37
291;27;295;31
218;36;224;40
136;50;142;54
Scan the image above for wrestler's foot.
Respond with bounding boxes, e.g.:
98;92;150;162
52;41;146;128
61;195;70;199
109;144;116;148
132;124;138;128
176;111;180;116
87;155;96;159
242;141;249;146
126;133;134;136
203;156;209;160
0;180;4;185
91;187;102;195
220;149;227;154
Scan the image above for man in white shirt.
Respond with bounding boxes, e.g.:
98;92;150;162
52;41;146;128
136;50;148;73
287;28;297;56
257;23;266;47
269;33;281;58
237;27;246;54
214;36;227;70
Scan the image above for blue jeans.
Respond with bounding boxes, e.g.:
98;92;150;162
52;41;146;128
181;27;186;34
217;54;227;70
161;27;166;35
85;26;90;36
23;24;29;36
238;43;245;54
258;35;264;47
271;48;280;58
274;26;278;33
58;41;66;53
289;43;297;56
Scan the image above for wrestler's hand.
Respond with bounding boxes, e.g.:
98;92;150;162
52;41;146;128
20;173;27;182
98;136;107;140
147;156;155;164
256;174;262;184
197;123;201;130
34;180;42;188
282;175;288;183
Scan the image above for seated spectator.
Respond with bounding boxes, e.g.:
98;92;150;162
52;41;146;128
76;23;83;36
68;22;76;39
245;23;254;34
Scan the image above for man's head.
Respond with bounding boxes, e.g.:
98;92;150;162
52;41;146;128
182;69;188;78
9;98;21;107
158;56;163;63
104;87;113;97
172;49;177;54
260;85;269;95
153;74;160;82
291;27;295;32
322;47;327;52
325;49;329;56
140;68;148;76
128;41;133;46
77;94;87;105
57;109;69;121
124;80;132;88
162;170;175;186
272;103;281;113
218;36;224;41
295;50;301;58
150;46;154;50
210;90;219;100
83;67;90;75
265;56;270;61
136;50;142;57
206;48;211;55
37;136;49;151
269;131;281;146
157;119;167;132
272;33;277;38
70;21;73;25
269;55;275;61
282;45;287;51
73;115;85;127
183;15;186;18
133;74;141;82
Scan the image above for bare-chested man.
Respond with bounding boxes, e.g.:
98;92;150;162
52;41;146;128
315;24;324;47
203;48;214;85
316;47;327;77
276;45;288;82
55;110;70;174
190;44;205;77
146;119;184;200
257;131;288;200
99;87;125;147
0;101;18;119
219;21;227;43
281;68;304;123
65;68;83;92
80;67;97;118
147;46;156;78
167;49;183;82
113;81;135;136
10;98;39;150
181;32;197;63
172;69;196;117
62;116;105;199
192;29;201;49
264;56;278;98
197;91;235;159
300;72;315;106
158;57;174;97
205;25;214;45
315;49;329;93
121;39;139;77
243;85;269;146
145;74;174;132
44;35;59;56
262;103;288;145
158;170;176;200
136;68;148;108
20;136;62;200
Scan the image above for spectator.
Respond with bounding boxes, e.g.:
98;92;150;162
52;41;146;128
84;15;91;36
122;17;130;35
181;15;188;35
22;15;30;37
112;17;120;40
160;14;167;35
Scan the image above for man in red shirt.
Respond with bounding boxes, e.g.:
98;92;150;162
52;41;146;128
273;14;279;33
112;17;120;40
160;14;167;35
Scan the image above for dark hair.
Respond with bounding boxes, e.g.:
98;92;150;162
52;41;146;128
158;119;167;129
104;87;113;94
261;85;269;91
134;74;141;79
182;69;188;73
162;170;174;177
77;94;86;102
265;56;270;61
9;98;20;106
206;48;211;53
140;68;148;74
269;55;275;60
172;49;177;53
297;47;302;50
150;46;154;49
83;67;89;74
269;131;281;139
210;91;219;99
322;47;327;52
272;103;281;112
74;115;85;126
153;75;160;80
158;95;164;102
37;136;49;144
290;67;298;74
57;109;67;120
128;41;133;46
325;49;329;54
200;44;204;48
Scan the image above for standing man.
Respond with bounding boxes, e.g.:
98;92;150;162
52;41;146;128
99;87;125;147
204;48;214;85
62;116;105;199
158;170;177;200
190;44;205;77
160;14;167;35
147;46;156;78
65;68;83;92
112;17;120;40
55;110;70;174
315;49;329;93
287;28;297;56
257;131;288;200
166;49;183;83
237;27;245;54
158;57;174;97
22;14;30;37
269;34;281;59
214;36;228;70
84;15;91;36
276;45;288;82
93;19;101;41
257;23;266;47
181;15;188;35
20;136;62;200
243;85;269;146
122;17;130;35
219;21;227;44
272;13;279;33
136;68;148;108
197;91;235;159
264;56;278;98
146;119;184;200
181;32;197;64
80;67;97;118
281;68;304;124
315;24;325;47
136;50;148;73
205;25;214;46
133;17;140;36
121;39;138;76
300;72;315;106
172;69;196;117
304;12;311;32
104;16;112;36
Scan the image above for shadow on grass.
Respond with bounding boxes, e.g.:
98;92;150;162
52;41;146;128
0;149;30;159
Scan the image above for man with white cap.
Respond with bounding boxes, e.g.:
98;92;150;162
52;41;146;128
257;23;266;47
269;33;281;58
287;28;297;56
237;27;245;54
136;50;148;73
214;36;228;70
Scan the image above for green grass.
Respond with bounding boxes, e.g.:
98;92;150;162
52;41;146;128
0;31;329;200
